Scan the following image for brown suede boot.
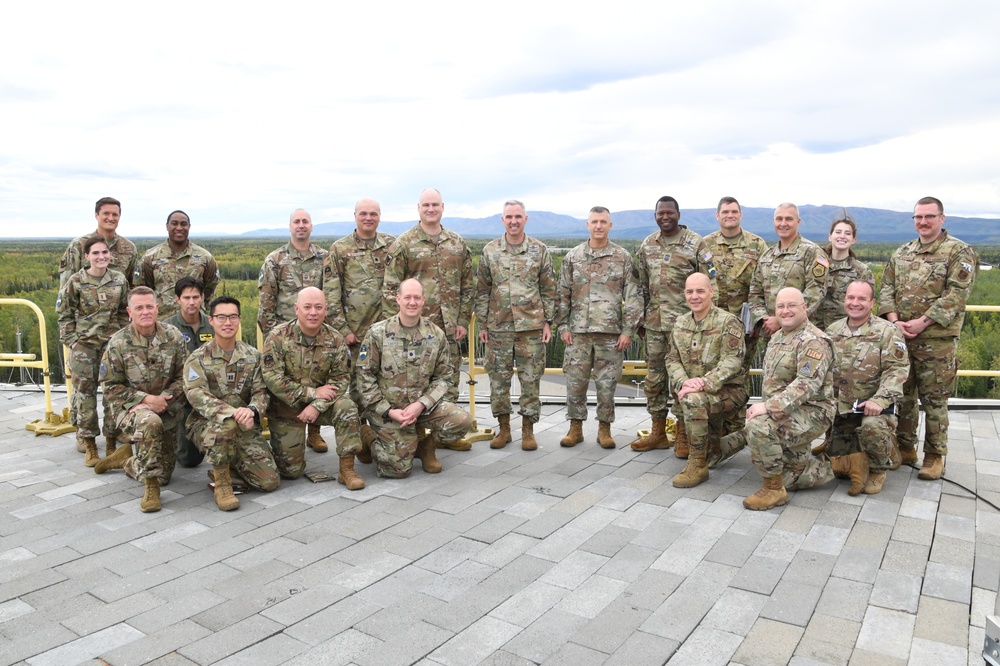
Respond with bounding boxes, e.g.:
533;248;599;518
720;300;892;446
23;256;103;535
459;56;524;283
338;455;365;490
358;424;375;464
94;442;132;473
213;466;240;511
864;470;887;495
918;452;945;480
811;439;828;455
416;435;442;473
521;419;537;451
899;446;918;466
888;441;902;470
491;414;512;449
672;448;709;488
846;452;869;496
140;477;161;513
673;418;689;459
83;438;100;468
830;455;851;479
743;475;789;511
560;419;584;447
597;422;616;449
630;417;671;452
76;435;87;453
306;423;328;453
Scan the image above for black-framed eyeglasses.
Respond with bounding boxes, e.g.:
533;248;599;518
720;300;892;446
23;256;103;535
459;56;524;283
912;214;940;221
211;314;241;322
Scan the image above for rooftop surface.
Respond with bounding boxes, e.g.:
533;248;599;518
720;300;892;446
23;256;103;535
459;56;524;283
1;386;999;666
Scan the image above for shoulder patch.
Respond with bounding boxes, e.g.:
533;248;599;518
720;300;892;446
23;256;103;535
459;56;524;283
99;361;108;381
358;344;368;362
961;261;973;272
805;348;824;360
187;367;200;382
55;296;61;308
816;256;830;268
263;352;274;367
257;267;265;286
894;340;907;352
133;267;140;280
727;326;742;339
800;360;812;375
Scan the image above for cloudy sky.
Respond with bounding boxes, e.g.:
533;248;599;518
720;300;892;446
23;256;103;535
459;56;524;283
3;1;998;237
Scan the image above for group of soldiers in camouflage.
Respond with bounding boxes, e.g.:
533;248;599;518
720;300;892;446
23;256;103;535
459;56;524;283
55;191;976;514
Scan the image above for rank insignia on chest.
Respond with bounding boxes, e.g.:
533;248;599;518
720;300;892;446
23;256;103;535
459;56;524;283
691;340;699;350
227;372;236;383
98;292;108;302
407;350;416;360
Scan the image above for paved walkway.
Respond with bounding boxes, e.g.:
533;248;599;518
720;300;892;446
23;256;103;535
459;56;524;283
1;386;998;665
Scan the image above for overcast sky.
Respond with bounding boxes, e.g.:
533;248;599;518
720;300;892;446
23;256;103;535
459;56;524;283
3;1;998;237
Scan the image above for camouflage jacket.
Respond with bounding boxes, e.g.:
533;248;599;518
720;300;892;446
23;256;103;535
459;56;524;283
636;227;717;332
135;240;220;317
815;253;874;330
257;242;327;335
261;320;351;416
59;232;138;289
703;229;770;317
56;269;130;348
666;306;746;394
749;235;830;326
878;230;978;339
381;225;474;338
761;321;835;422
556;241;642;337
474;235;557;333
323;231;395;340
184;340;269;423
826;315;909;415
100;322;187;425
163;311;214;356
355;315;452;418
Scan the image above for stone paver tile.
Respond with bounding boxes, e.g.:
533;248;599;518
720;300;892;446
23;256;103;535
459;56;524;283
420;560;497;602
664;626;740;665
428;616;522;666
538;641;609;666
892;516;935;546
23;622;144;666
913;595;971;648
732;618;803;666
640;561;737;641
881;540;930;576
772;505;820;534
597;543;661;583
284;597;383;647
907;637;967;666
180;614;284;664
923;561;973;603
553;574;629;619
604;629;679;665
845;520;892;551
971;587;997;627
214;633;311;666
282;628;382;666
802;612;860;646
489;580;568;627
931;535;975;569
473;532;540;569
701;587;768;635
831;546;881;584
415;536;486;574
330;552;411;592
538;549;609;590
730;555;788;595
753;529;806;563
783;550;837;585
526;526;593;563
661;497;713;524
704;531;760;568
612;501;667;531
354;620;454;666
855;606;916;661
858;498;899;526
816;577;873;622
760;579;823;627
870;570;922;613
847;648;907;665
0;598;34;624
61;591;164;636
801;524;850;556
937;513;976;543
99;620;212;666
501;608;589;664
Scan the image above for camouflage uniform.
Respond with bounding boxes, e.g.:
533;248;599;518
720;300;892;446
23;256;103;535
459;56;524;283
355;315;472;477
135;241;220;318
183;340;280;492
57;269;130;440
262;320;361;478
878;230;977;456
59;232;137;289
163;311;214;467
749;235;830;328
666;306;748;454
382;225;474;402
556;241;642;423
827;316;909;469
815;254;874;330
636;227;716;419
474;235;556;423
721;320;835;490
100;322;187;483
257;242;327;335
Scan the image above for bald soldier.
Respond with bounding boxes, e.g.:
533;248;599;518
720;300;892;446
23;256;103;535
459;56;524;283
262;287;366;489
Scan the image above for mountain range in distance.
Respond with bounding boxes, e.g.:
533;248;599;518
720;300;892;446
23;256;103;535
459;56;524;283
242;204;1000;243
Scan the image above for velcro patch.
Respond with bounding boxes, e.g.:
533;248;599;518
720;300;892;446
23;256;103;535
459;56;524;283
199;333;213;342
187;367;200;381
263;353;274;367
805;348;824;360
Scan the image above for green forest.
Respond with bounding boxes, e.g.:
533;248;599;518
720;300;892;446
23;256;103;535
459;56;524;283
1;237;998;400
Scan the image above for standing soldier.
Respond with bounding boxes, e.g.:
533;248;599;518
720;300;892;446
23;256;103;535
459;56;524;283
827;281;909;496
879;196;977;480
57;236;130;465
262;288;366;489
382;188;474;450
258;208;329;453
815;213;874;330
475;200;556;451
135;210;220;318
631;196;716;456
59;197;137;289
185;296;280;511
556;207;642;449
94;287;187;513
163;276;215;468
356;279;472;477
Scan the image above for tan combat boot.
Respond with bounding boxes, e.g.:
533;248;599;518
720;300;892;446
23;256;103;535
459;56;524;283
491;414;512;449
94;442;132;473
673;418;689;459
888;441;902;470
105;436;118;456
672;447;709;488
76;435;87;453
213;466;240;511
140;477;161;513
358;424;376;464
811;439;828;455
83;438;100;468
338;455;365;490
918;452;945;480
864;470;887;495
630;417;671;452
560;419;584;447
597;422;616;449
899;446;918;466
416;435;442;474
743;475;788;511
438;436;472;451
521;419;537;451
846;452;869;496
830;455;850;479
306;423;328;453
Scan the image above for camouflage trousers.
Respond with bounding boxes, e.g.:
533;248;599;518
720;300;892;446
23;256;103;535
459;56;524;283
445;336;464;403
268;396;363;479
722;407;833;490
187;413;280;492
829;412;896;470
678;385;748;453
117;408;178;483
176;405;205;468
899;337;957;456
68;343;113;439
643;329;671;418
363;402;472;478
722;333;760;436
564;333;623;423
485;330;546;423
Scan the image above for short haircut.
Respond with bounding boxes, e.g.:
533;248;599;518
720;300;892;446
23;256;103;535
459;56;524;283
717;196;740;212
166;209;189;223
174;276;205;298
128;286;156;306
209;295;241;316
95;197;121;214
83;236;109;254
775;202;800;218
503;199;526;212
848;279;876;299
589;206;610;215
656;196;679;210
916;196;944;213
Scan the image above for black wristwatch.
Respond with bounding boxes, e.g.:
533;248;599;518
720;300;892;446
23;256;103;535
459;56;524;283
248;405;261;425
